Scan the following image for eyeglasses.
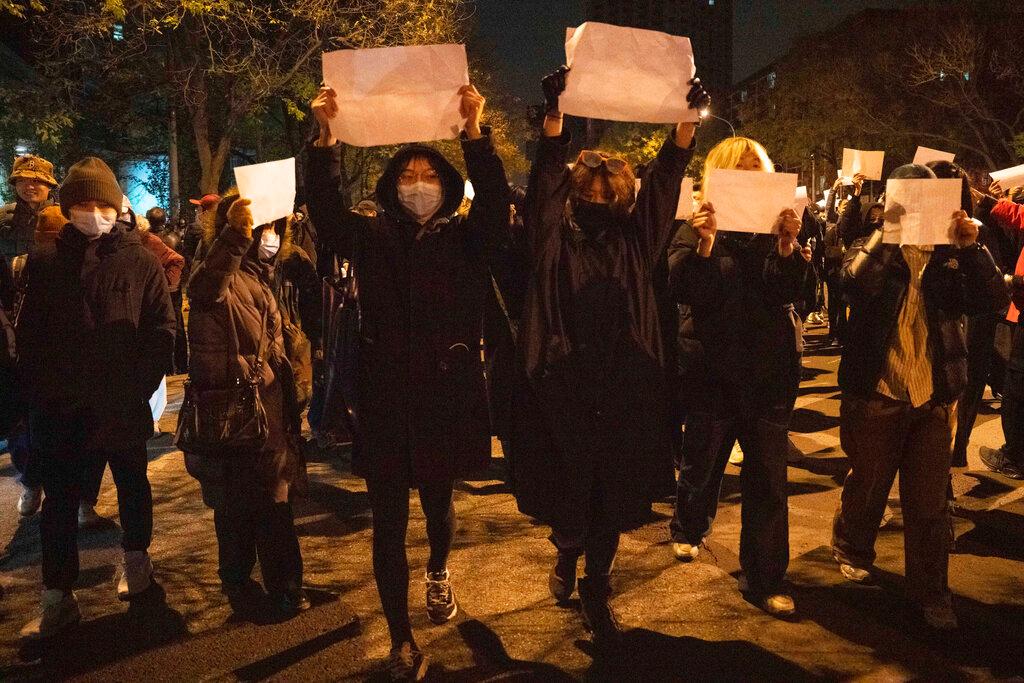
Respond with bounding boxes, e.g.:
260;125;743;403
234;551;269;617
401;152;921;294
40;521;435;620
579;150;628;175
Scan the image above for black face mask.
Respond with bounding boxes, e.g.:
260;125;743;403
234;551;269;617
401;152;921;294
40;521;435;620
572;198;614;234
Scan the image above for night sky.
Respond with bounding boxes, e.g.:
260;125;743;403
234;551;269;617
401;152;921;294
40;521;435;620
471;0;919;97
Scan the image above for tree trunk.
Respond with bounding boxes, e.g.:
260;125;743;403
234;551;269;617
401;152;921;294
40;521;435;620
169;106;180;220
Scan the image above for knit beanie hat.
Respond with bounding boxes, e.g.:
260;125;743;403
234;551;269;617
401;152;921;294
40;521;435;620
34;205;67;245
59;157;123;216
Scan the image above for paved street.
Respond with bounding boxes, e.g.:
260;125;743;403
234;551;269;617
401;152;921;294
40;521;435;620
1;324;1023;681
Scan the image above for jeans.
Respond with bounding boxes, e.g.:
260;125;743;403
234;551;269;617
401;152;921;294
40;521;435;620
671;388;793;594
832;393;954;603
366;476;455;647
32;412;152;592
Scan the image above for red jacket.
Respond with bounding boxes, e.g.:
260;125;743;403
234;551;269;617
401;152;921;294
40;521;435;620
142;231;185;292
988;198;1024;322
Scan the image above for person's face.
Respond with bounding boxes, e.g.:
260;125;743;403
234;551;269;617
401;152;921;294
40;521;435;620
579;176;612;204
15;178;51;205
71;200;118;221
868;207;883;223
398;157;440;187
736;150;764;172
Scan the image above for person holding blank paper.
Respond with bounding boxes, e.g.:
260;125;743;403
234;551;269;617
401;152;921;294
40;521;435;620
667;136;809;618
832;164;1008;631
509;65;708;653
306;83;508;680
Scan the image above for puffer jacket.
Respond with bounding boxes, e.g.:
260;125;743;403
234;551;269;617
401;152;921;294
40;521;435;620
0;197;55;260
183;224;302;506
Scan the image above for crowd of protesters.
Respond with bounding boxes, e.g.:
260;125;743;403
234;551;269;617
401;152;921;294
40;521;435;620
1;64;1023;682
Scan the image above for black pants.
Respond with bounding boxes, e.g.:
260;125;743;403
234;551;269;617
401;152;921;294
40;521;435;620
172;289;188;374
826;269;847;341
1002;322;1024;467
214;497;303;597
366;477;455;647
9;427;39;488
31;413;152;592
954;313;1000;463
671;389;792;594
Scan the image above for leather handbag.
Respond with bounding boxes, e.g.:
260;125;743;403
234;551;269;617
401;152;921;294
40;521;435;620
175;305;270;456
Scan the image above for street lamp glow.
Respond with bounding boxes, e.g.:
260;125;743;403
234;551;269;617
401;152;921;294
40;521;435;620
699;107;710;118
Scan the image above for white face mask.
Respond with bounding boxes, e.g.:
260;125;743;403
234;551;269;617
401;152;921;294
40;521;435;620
70;208;117;239
258;229;281;260
397;181;444;223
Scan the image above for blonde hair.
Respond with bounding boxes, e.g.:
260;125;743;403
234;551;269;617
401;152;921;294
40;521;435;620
570;152;636;217
700;136;773;200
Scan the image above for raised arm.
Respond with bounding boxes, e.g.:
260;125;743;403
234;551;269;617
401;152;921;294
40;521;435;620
305;87;370;264
188;198;254;306
457;85;512;258
633;79;707;265
523;67;575;263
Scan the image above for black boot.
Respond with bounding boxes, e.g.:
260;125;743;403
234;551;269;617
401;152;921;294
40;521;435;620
577;576;621;654
549;549;580;603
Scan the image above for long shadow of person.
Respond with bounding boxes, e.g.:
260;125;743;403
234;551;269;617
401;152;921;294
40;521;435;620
7;580;188;680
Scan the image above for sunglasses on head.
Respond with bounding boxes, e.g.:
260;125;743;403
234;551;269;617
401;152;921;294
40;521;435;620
579;150;627;175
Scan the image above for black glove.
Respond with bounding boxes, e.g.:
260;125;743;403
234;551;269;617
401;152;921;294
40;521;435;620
542;66;570;113
686;77;711;112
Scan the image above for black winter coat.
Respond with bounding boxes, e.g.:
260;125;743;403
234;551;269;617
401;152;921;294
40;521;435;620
838;229;1009;404
510;133;692;536
305;131;509;485
0;197;54;260
669;229;809;408
17;223;175;448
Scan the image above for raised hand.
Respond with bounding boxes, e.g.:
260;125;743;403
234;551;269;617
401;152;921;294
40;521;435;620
950;210;978;248
227;198;254;238
989;180;1005;197
312;86;339;147
542;65;570;114
459;84;486;140
693;202;717;257
686;77;711;113
852;173;867;197
773;208;801;257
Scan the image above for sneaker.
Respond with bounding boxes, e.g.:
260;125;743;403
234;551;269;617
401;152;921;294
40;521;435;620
761;593;796;617
549;550;580;602
980;446;1024;480
20;589;81;640
838;563;872;583
117;550;153;600
17;485;42;517
387;642;429;681
425;569;458;624
807;312;823;325
78;502;102;529
671;542;700;562
920;598;958;631
728;443;744;466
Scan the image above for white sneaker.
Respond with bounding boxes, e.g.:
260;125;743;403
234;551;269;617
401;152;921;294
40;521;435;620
762;593;796;617
671;542;700;562
728;443;744;466
78;502;103;528
839;563;872;583
117;550;153;600
17;485;42;517
20;589;81;640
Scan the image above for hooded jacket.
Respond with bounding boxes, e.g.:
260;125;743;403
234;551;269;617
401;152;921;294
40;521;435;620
837;194;884;247
17;221;175;448
305;130;509;485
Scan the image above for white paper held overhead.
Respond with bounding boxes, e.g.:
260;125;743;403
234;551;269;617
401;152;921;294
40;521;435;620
841;148;885;180
881;178;962;246
912;146;955;166
322;44;469;147
704;169;799;234
234;158;296;228
794;186;809;216
990;163;1024;190
560;22;699;124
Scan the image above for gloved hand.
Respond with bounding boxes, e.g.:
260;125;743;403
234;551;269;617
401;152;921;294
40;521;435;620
542;65;570;114
686;77;711;113
227;198;254;238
